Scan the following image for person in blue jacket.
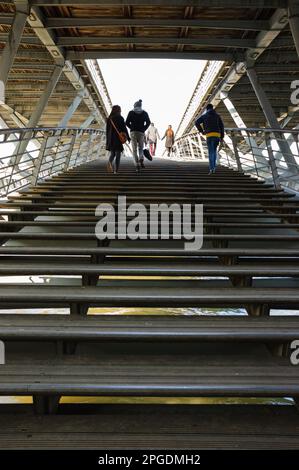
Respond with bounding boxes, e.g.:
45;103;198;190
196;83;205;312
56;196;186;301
195;104;224;174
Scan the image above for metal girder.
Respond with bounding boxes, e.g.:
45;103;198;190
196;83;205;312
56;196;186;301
0;16;13;26
67;51;239;61
26;6;105;125
246;67;291;129
58;36;256;49
238;75;295;83
27;0;289;7
220;92;268;167
13;50;53;59
46;17;270;31
0;1;30;88
0;103;28;127
11;63;54;69
24;64;63;128
56;92;84;128
246;66;297;170
288;0;299;57
256;64;299;72
208;9;289;107
7;74;52;80
230;85;292;93
0;34;41;45
81;114;96;128
181;8;289;135
279;106;299;127
10;65;65;163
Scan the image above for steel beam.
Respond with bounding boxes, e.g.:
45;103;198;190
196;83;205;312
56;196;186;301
57;93;84;128
81;114;96;128
30;92;84;179
0;103;28;127
288;0;299;57
58;36;256;49
28;1;289;7
46;17;269;31
7;74;54;80
220;92;268;168
246;67;290;129
12;63;64;161
246;66;297;170
11;63;54;70
67;51;238;61
0;1;29;89
183;8;289;133
0;17;13;26
256;64;299;72
26;6;105;126
0;34;41;45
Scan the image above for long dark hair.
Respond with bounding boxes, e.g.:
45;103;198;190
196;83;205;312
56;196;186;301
109;105;121;119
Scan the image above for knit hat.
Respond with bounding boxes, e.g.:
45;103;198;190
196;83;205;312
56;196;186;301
134;99;142;109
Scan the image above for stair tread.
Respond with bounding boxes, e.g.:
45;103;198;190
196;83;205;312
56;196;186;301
0;405;298;449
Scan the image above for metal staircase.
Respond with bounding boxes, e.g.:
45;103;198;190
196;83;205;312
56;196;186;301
0;156;299;448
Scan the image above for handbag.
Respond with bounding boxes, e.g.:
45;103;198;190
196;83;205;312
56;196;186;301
143;148;153;161
110;118;128;144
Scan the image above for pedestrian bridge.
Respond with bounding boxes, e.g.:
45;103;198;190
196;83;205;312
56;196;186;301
1;0;299;451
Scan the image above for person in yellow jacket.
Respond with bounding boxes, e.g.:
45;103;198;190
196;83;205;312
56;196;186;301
195;104;224;174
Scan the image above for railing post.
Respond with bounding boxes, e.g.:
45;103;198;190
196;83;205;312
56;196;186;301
265;132;282;190
97;133;105;159
231;131;242;172
246;129;259;177
63;132;77;171
198;134;205;160
86;132;96;163
31;132;49;186
187;136;195;159
5;128;30;194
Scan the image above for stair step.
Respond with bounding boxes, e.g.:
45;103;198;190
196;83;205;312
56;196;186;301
0;404;298;449
0;286;299;310
0;351;297;397
0;315;299;342
1;261;299;276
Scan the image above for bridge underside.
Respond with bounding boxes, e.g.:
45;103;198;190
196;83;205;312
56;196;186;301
2;1;298;131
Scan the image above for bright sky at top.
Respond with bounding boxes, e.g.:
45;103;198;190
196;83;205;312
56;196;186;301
98;59;206;137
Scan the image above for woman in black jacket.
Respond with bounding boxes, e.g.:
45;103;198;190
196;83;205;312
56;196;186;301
106;105;130;174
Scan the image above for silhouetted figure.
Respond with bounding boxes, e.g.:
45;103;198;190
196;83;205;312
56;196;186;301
195;104;224;174
106;105;130;174
126;99;151;172
162;125;175;157
146;123;160;157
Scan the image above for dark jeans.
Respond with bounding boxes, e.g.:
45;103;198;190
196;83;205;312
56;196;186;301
207;137;220;171
109;150;121;172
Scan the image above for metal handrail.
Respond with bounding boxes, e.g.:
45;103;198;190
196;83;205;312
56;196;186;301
0;127;106;197
173;127;299;193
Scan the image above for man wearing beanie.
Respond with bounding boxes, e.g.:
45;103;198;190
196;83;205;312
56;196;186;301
126;99;151;172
